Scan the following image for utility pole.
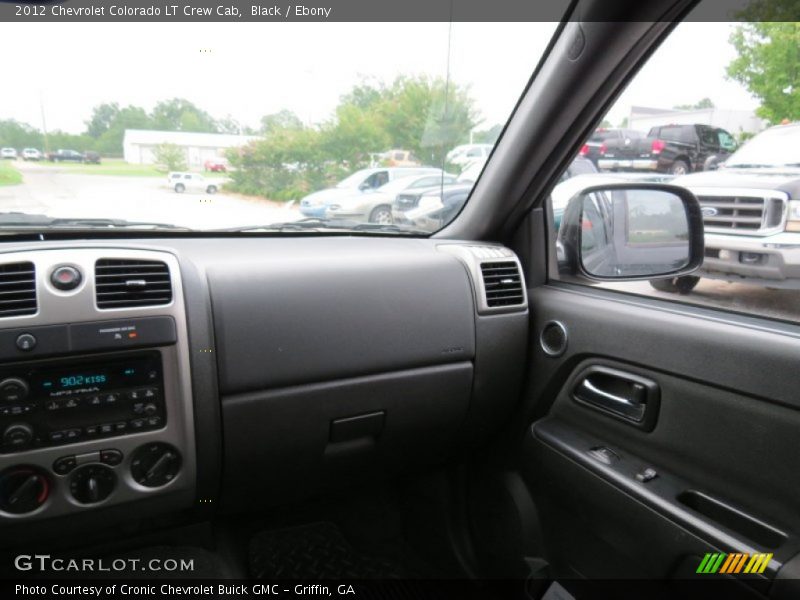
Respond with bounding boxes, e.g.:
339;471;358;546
39;91;50;154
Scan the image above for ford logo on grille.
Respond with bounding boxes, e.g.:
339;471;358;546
701;207;719;217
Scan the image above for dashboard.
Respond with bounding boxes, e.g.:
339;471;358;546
0;238;528;540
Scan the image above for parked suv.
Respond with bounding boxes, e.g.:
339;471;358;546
168;172;220;194
47;149;85;163
21;148;41;161
599;123;736;174
659;123;800;293
579;128;644;166
0;148;17;160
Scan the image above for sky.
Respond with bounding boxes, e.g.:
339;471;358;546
0;21;758;135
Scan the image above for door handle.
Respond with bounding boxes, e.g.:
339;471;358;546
572;366;660;430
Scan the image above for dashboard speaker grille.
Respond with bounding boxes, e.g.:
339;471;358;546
480;261;524;307
95;259;172;309
0;262;37;317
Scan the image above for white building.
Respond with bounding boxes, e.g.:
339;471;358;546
123;129;259;167
628;106;767;137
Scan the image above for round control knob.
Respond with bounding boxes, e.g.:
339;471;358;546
69;464;116;504
131;442;181;488
2;423;33;450
0;466;50;514
0;378;29;403
50;265;82;291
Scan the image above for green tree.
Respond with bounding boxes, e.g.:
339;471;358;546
260;110;304;135
472;123;503;144
727;23;800;124
94;105;151;156
153;143;187;172
673;97;715;110
321;104;388;167
85;103;121;138
0;120;44;149
151;98;218;132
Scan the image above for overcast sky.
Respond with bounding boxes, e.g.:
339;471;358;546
0;21;758;135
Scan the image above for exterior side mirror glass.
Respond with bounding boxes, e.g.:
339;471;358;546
558;183;705;280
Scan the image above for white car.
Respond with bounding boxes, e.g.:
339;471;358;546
446;144;493;168
1;148;17;160
299;167;443;218
167;172;221;194
325;172;457;223
21;148;42;161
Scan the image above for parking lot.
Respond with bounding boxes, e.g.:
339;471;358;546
0;161;301;230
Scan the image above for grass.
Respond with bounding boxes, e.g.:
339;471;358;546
0;161;22;186
44;159;228;178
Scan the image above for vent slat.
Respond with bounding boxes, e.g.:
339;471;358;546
480;261;524;309
95;259;172;309
0;262;36;317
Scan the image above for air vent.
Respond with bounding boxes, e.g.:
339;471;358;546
0;262;37;317
480;261;524;308
95;259;172;309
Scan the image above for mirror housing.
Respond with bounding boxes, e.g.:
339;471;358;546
557;183;705;281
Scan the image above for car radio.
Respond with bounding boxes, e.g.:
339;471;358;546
0;352;165;454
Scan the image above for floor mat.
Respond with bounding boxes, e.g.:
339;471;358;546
249;521;407;579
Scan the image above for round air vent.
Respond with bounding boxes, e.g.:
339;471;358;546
540;321;568;357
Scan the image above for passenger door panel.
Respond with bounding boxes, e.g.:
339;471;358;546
522;285;800;594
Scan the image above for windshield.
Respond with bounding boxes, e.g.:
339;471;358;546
725;125;800;167
0;20;562;234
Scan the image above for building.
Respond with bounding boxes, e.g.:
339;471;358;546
628;106;767;138
123;129;259;167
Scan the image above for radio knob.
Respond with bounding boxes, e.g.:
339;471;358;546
2;423;33;450
0;378;29;403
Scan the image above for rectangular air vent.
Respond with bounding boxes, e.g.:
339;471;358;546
95;259;172;309
480;261;524;308
0;262;37;317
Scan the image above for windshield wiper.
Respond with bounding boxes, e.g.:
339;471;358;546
0;212;188;231
220;217;429;235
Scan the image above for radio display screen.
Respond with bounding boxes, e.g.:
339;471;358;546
34;356;160;398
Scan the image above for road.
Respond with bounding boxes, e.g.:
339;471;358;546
0;160;301;230
598;279;800;322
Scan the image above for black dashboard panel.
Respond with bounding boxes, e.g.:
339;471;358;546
206;238;477;393
0;237;528;529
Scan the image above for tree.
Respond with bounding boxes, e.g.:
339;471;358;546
321;104;388;167
260;110;303;135
673;97;715;110
85;103;120;138
727;23;800;124
93;105;151;156
0;120;44;149
472;123;503;144
153;143;187;172
151;98;218;133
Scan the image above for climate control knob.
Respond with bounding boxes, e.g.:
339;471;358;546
0;466;50;514
131;443;181;488
69;464;116;504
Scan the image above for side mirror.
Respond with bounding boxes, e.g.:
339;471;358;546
557;183;704;280
359;182;372;191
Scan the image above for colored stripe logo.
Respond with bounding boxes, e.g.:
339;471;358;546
696;552;772;574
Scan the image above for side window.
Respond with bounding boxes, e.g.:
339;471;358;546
466;148;482;157
412;177;438;188
555;20;797;323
